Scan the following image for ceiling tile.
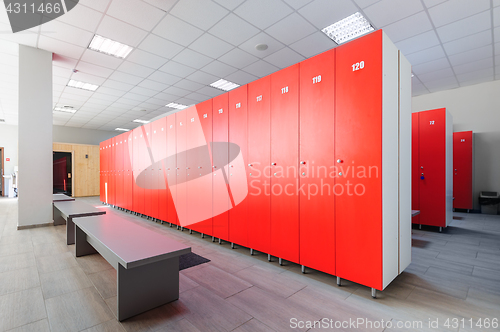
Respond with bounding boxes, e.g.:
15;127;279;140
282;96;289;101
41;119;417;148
54;4;103;32
416;67;455;83
283;0;313;9
265;13;316;46
143;0;177;12
128;86;159;97
196;86;225;97
264;48;305;69
460;75;494;87
234;0;293;30
396;30;440;56
170;0;228;30
117;61;155;78
209;14;259;47
108;71;144;85
107;0;165;31
96;15;148;47
448;45;493;66
364;0;424;27
152;15;204;47
52;55;79;69
495;27;500;43
443;30;492;56
96;86;127;97
158;61;197;78
412;57;450;75
289;31;335;58
37;36;86;60
185;92;211;103
457;67;494;83
422;0;446;8
40;20;94;48
174;79;205;91
172;49;213;69
80;49;124;69
137;80;170;92
200;60;238;77
453;57;494;75
238;32;285;58
496;42;500;55
218;48;259;68
69;72;106;85
382;12;433;43
0;25;38;48
406;45;446;66
163;86;191;97
428;0;490;27
298;0;358;29
79;0;111;12
423;76;459;92
148;70;183;85
188;34;234;59
213;0;246;10
436;11;491;43
494;0;500;6
138;34;184;59
186;71;220;85
225;70;259;85
243;60;279;78
126;49;168;69
101;79;135;91
75;61;114;78
120;93;150;102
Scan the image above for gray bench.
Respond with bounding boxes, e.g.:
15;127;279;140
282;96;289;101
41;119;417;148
53;194;75;202
73;214;191;321
53;200;106;245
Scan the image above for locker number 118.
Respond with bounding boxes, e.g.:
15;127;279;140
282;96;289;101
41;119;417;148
352;61;365;71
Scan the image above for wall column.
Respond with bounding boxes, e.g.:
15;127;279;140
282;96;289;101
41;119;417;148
18;45;53;229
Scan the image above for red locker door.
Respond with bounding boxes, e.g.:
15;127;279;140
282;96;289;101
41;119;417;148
419;108;447;227
270;64;300;263
103;140;109;204
228;85;248;247
299;49;335;275
166;115;178;225
247;76;271;254
335;30;383;290
176;110;188;226
212;93;229;241
188;99;213;235
142;124;154;217
109;137;116;206
132;128;145;215
116;135;124;209
124;133;133;211
150;122;161;219
153;118;168;221
453;131;473;210
411;112;420;224
99;142;105;202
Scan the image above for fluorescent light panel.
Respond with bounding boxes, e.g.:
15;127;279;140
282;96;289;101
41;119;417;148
322;12;374;45
115;128;130;131
54;106;77;114
67;79;99;92
166;102;188;110
133;119;149;124
88;35;133;59
210;79;240;91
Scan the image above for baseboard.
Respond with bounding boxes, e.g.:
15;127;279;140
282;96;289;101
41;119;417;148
17;222;53;230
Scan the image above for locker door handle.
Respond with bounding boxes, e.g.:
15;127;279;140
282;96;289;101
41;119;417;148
271;163;276;166
248;164;253;167
336;159;343;164
300;161;305;165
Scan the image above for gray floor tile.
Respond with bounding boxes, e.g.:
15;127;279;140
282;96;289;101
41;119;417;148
36;251;78;274
80;319;125;332
88;269;117;299
40;266;93;299
5;319;50;332
0;287;46;331
0;267;40;296
0;252;36;273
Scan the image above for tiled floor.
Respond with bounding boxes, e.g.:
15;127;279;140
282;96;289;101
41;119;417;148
1;196;500;331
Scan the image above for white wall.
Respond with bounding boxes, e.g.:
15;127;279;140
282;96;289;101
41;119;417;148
412;80;500;211
0;124;18;176
53;125;117;145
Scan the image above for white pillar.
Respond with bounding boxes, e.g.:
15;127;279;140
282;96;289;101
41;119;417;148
17;45;53;229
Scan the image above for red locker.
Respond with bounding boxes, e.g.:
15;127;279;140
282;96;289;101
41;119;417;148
411;112;420;224
124;133;133;211
166;115;178;225
108;137;116;206
99;142;105;202
104;139;110;204
115;134;124;209
228;85;249;247
141;124;153;217
299;49;336;275
412;108;453;228
212;94;229;241
153;118;168;221
175;110;188;226
270;64;300;264
188;99;213;235
132;127;145;215
453;131;473;210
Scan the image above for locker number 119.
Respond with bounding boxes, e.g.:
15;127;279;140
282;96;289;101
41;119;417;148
312;75;321;84
352;61;365;71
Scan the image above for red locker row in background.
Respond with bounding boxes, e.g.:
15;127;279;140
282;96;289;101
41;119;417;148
100;30;411;292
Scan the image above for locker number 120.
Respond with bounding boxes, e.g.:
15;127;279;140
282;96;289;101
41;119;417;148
352;61;365;71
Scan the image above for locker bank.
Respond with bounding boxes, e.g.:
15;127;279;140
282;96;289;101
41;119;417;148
1;1;500;330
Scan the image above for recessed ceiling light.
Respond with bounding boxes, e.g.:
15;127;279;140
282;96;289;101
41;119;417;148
411;73;415;77
88;35;134;59
322;12;374;45
166;102;188;110
133;119;150;124
115;128;130;131
255;43;268;51
67;79;99;92
54;106;77;114
210;79;240;92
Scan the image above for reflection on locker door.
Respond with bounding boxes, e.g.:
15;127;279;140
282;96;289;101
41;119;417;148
155;118;168;221
166;114;178;225
270;63;300;263
411;112;420;224
99;142;105;202
212;93;229;241
109;137;116;206
299;49;335;275
124;133;133;211
247;76;271;254
175;110;188;226
453;131;473;210
418;109;447;227
150;121;163;220
115;135;124;209
229;85;249;247
132;128;145;215
335;30;383;290
141;124;153;217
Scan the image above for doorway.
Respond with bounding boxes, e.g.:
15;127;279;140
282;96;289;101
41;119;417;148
53;151;72;196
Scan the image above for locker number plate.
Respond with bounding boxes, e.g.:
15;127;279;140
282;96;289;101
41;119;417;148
312;75;321;84
352;61;365;71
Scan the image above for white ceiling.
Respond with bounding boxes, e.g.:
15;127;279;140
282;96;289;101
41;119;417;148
0;0;499;130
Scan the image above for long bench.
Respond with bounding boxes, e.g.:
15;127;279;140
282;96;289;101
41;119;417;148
73;214;191;321
53;193;75;202
53;200;106;245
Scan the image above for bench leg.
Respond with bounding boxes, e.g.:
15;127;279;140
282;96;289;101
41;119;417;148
75;225;98;257
67;217;76;245
53;207;66;226
117;256;179;321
